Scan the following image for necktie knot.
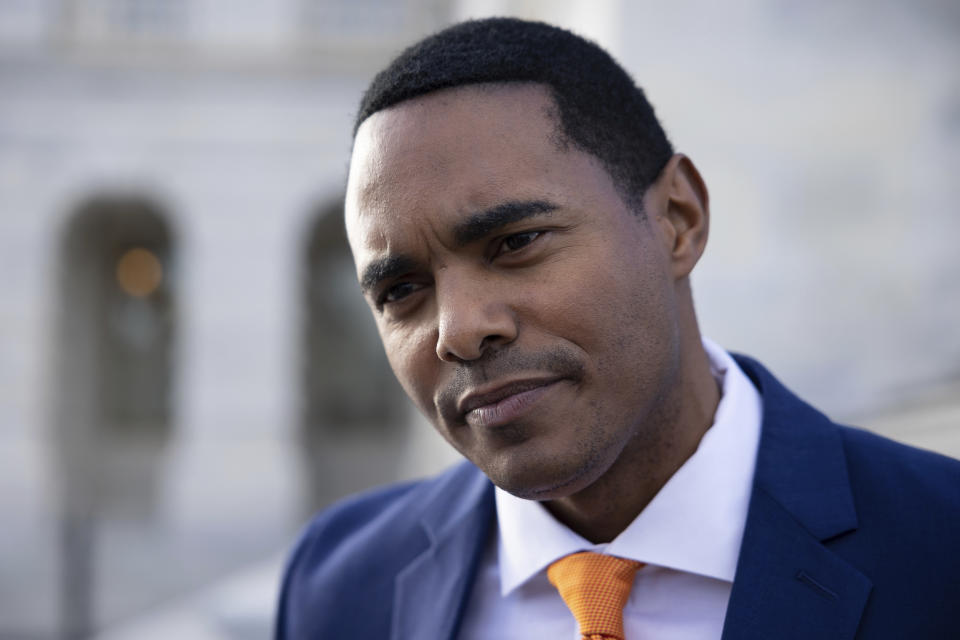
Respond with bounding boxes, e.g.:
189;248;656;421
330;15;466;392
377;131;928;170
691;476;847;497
547;551;644;640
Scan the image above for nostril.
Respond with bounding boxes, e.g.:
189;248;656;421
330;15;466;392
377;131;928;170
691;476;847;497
479;333;507;352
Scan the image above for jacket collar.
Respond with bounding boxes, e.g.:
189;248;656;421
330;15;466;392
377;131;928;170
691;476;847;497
722;355;871;640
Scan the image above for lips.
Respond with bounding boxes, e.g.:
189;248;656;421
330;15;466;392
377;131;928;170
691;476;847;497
456;378;563;428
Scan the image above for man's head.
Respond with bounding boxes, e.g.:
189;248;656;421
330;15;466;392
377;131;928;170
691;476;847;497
345;19;713;518
355;18;673;213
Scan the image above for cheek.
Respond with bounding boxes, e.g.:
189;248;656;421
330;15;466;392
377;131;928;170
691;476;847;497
561;249;674;362
381;323;439;410
525;250;652;338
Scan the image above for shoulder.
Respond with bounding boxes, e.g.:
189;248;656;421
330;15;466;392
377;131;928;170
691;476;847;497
288;459;489;558
745;352;960;513
838;424;960;520
292;478;425;555
735;352;960;548
275;480;423;639
736;352;960;501
275;461;492;638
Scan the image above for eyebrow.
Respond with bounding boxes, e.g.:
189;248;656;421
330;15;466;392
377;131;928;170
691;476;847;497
360;255;418;294
358;199;559;295
453;199;558;247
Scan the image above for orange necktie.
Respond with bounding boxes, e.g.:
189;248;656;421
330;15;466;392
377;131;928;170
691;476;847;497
547;551;644;640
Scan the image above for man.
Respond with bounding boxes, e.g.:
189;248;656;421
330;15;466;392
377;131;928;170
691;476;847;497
277;18;960;639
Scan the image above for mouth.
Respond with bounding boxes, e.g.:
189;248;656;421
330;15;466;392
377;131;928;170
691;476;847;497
457;378;564;429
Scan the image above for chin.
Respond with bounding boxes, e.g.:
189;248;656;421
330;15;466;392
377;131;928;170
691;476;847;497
483;450;605;502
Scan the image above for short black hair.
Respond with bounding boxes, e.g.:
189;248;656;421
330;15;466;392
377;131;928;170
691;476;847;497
355;17;674;213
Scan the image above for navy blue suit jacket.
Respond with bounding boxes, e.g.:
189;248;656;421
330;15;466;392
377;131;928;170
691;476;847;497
277;357;960;639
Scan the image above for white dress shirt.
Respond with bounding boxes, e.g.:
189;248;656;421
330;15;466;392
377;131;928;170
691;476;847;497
458;339;763;639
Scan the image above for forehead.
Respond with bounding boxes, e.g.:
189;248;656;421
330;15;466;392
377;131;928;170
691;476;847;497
350;82;562;190
347;86;568;232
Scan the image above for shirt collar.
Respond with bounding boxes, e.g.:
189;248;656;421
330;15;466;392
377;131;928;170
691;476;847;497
495;338;763;596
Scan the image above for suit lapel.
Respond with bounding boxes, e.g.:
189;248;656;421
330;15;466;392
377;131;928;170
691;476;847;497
721;487;871;639
723;357;872;640
391;465;495;640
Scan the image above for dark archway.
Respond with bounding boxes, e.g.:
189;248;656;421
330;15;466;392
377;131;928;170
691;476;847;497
300;202;408;512
52;194;176;638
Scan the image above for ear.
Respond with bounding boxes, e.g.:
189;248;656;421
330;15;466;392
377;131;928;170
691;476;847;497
646;154;710;280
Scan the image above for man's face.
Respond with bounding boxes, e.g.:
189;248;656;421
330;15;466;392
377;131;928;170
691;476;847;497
346;84;683;501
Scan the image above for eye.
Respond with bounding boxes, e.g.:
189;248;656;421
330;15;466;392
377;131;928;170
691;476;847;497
378;281;423;307
500;231;543;254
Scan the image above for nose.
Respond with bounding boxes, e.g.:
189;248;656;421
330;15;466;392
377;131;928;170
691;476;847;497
435;277;518;362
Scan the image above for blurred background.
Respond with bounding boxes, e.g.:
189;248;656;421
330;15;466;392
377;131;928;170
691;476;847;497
0;0;958;637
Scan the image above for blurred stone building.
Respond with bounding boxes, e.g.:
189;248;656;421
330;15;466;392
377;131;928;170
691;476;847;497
0;0;957;638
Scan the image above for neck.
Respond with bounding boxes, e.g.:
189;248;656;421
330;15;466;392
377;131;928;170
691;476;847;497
543;326;720;544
